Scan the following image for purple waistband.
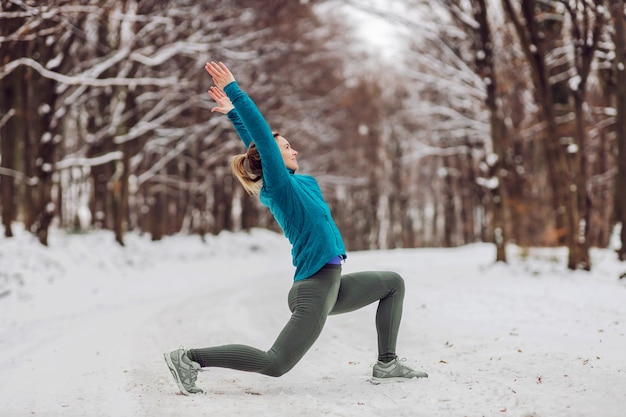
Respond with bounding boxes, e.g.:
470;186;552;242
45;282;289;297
326;255;344;265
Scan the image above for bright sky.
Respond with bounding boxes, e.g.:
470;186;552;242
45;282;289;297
349;7;403;60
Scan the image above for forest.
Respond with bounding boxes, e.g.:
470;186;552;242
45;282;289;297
1;0;625;272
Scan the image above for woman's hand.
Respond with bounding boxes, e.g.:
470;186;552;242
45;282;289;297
208;86;234;114
205;61;236;90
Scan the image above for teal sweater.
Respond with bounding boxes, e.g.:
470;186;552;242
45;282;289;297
223;81;346;281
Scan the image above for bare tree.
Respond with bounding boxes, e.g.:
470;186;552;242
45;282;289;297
502;0;607;270
0;1;79;244
437;0;509;260
2;0;623;261
1;0;358;245
609;0;626;260
0;0;21;238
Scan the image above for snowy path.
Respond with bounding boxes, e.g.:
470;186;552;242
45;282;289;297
1;229;625;417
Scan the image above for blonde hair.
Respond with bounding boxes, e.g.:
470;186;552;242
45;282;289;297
231;133;281;195
231;142;264;195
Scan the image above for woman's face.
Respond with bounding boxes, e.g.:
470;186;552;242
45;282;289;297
276;135;298;171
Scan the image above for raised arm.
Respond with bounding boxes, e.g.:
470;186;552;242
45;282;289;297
205;61;290;190
208;86;253;148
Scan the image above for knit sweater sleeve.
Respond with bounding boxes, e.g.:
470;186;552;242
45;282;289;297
226;109;253;148
223;81;290;190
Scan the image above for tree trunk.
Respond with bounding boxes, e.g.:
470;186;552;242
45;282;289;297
503;0;585;269
564;0;605;269
29;41;58;246
0;0;24;238
475;0;508;262
442;164;456;247
111;158;126;246
150;188;165;241
0;75;17;238
610;0;626;261
571;90;592;270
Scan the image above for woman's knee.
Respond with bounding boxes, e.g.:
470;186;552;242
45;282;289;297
264;365;290;377
262;357;297;377
384;271;405;295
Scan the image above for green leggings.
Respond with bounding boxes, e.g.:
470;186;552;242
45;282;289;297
188;265;405;377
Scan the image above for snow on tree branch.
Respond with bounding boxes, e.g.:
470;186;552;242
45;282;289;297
113;96;200;145
56;151;124;170
0;108;15;129
0;167;38;186
0;57;179;87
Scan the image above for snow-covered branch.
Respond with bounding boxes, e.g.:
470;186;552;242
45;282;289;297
0;108;15;129
130;42;208;67
0;57;178;87
0;167;38;186
56;151;124;170
402;143;473;163
112;94;203;145
136;136;195;186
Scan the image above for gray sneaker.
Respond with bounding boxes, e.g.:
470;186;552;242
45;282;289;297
372;357;428;383
163;348;204;395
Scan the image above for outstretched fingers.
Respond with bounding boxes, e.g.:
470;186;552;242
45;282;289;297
208;85;224;100
207;85;234;114
204;61;219;77
205;61;235;89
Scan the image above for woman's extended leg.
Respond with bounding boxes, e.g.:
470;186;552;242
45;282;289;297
186;264;342;377
329;270;405;361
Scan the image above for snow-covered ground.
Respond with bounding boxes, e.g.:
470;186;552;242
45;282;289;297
1;226;625;417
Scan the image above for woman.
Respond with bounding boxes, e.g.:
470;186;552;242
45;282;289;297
163;62;427;395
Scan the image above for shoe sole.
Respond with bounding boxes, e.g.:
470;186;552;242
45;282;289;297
370;375;428;385
163;352;195;396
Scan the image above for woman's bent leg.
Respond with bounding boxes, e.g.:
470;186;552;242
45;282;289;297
188;265;341;377
329;271;405;360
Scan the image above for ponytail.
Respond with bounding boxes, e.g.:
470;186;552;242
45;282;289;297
231;143;263;195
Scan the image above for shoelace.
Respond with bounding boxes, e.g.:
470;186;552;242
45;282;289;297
396;357;417;372
179;346;204;379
